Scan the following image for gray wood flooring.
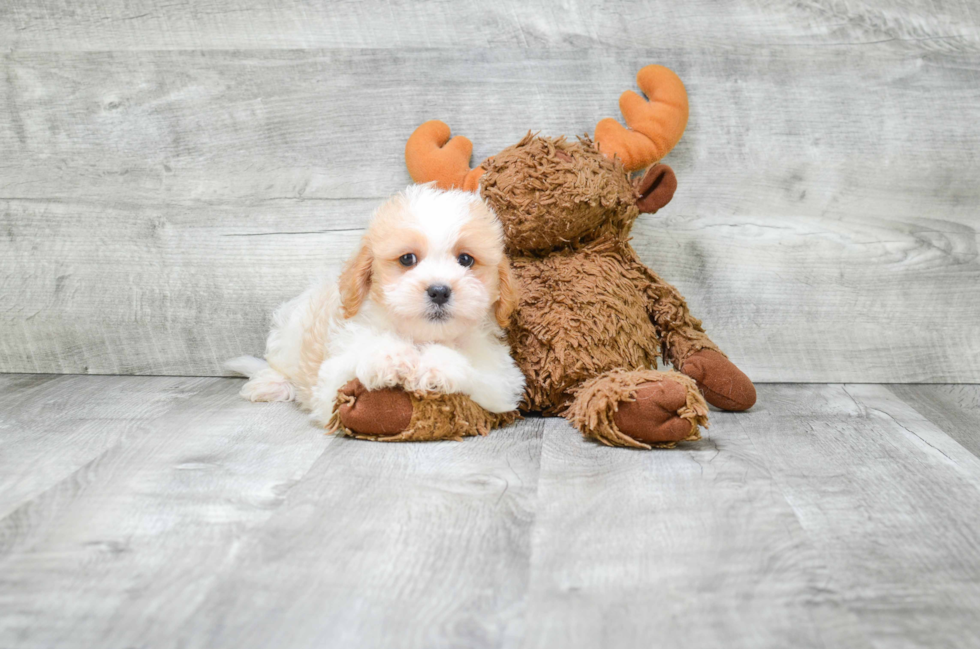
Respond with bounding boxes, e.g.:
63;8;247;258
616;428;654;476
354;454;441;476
2;1;979;381
2;375;980;648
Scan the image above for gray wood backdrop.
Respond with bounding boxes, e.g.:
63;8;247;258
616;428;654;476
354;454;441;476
1;0;978;382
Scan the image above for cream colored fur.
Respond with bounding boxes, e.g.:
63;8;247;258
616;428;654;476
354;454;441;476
227;185;524;426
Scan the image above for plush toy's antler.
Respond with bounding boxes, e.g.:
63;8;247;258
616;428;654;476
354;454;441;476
594;65;689;172
405;120;485;192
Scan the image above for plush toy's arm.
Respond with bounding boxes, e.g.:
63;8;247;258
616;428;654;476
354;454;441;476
633;262;757;411
332;379;517;442
636;264;719;366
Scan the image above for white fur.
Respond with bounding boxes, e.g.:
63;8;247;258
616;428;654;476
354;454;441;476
230;185;525;426
225;356;296;402
224;355;270;377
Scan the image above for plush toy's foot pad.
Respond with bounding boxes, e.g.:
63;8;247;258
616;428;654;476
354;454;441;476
333;379;518;442
681;349;757;412
336;379;413;437
613;379;698;444
566;369;709;450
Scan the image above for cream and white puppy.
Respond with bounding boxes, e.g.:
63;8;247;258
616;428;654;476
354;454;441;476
227;184;525;426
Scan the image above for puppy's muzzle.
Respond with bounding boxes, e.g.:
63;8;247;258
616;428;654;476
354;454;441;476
426;284;451;306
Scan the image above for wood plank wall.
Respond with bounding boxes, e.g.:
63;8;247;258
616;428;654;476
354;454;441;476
1;1;978;381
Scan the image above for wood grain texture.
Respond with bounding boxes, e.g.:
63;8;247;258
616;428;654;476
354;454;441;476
0;199;367;375
0;375;544;649
888;384;980;459
0;376;331;648
0;373;213;519
2;45;979;380
174;418;545;649
521;385;980;648
521;416;868;649
4;378;980;647
1;0;978;51
746;384;980;649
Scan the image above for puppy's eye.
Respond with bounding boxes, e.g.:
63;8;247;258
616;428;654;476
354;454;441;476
457;253;475;268
398;253;417;267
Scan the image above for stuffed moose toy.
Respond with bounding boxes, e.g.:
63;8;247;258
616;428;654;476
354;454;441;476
336;64;756;448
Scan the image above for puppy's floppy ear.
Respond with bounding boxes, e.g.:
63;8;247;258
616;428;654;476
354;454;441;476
494;258;519;328
339;241;373;318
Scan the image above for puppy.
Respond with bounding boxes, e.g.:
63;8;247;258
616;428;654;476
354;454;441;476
227;184;525;427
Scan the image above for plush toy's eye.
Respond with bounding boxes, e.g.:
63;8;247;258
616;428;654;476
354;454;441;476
457;253;475;268
398;253;417;267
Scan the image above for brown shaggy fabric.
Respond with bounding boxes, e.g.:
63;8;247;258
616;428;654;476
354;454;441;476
474;134;754;448
507;237;662;414
481;134;637;254
330;380;517;442
398;65;754;448
628;253;722;368
566;369;708;450
383;124;755;448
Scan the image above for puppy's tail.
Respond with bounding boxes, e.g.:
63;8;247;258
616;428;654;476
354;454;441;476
224;355;269;378
225;356;296;403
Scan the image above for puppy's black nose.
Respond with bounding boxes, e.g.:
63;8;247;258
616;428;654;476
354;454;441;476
427;284;451;305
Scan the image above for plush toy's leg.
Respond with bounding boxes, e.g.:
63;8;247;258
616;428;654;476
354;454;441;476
634;263;756;411
565;369;709;449
330;379;517;442
679;349;756;412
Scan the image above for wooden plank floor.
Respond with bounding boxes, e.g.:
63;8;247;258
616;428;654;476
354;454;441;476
2;376;980;648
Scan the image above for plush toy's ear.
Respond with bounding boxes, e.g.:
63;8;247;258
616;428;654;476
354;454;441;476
594;65;689;172
635;164;677;214
405;120;486;192
494;258;518;328
338;241;373;318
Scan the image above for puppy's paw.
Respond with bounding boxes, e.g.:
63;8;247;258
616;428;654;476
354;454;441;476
356;342;420;390
405;345;469;394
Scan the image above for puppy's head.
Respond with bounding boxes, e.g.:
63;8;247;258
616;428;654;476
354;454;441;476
339;185;517;343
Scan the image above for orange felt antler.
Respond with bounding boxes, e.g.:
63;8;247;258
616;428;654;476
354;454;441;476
405;120;485;192
594;65;689;172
